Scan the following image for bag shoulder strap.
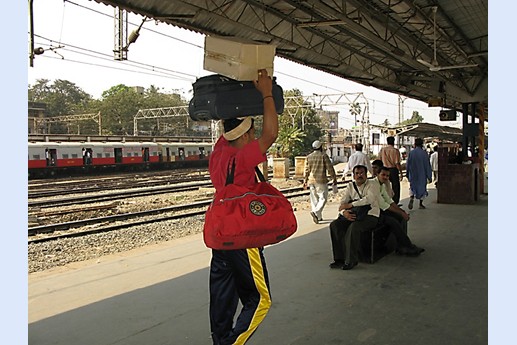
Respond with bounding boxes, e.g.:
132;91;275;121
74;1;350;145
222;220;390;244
225;159;236;186
225;158;266;185
352;181;363;199
254;166;266;182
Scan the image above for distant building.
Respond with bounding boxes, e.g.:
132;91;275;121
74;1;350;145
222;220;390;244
28;102;47;134
131;86;145;95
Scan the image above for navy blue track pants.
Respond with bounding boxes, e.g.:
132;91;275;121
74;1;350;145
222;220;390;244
209;248;271;345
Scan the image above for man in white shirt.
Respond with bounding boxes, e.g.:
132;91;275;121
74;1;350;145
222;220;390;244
330;164;381;270
429;145;439;184
342;143;373;180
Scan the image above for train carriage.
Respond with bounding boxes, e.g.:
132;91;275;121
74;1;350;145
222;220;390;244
156;142;213;162
28;140;213;179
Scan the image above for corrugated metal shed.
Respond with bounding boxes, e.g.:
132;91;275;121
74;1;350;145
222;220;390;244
390;122;463;142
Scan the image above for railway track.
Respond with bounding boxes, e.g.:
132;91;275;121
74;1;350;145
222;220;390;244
28;175;210;198
28;170;210;198
28;181;214;207
28;164;355;243
27;184;324;243
28;200;210;243
28;168;296;207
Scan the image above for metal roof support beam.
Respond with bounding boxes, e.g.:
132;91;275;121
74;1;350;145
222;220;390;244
34;112;101;135
133;106;190;136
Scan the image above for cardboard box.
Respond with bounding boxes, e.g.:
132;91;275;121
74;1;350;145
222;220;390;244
204;35;276;81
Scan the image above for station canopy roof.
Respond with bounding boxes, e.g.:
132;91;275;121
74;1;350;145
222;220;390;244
379;122;488;143
93;0;488;117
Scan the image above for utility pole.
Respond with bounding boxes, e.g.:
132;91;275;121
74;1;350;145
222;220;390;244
398;95;407;147
114;8;146;60
114;8;128;61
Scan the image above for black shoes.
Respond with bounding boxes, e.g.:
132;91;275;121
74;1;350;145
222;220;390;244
342;261;358;270
329;260;344;269
412;245;425;254
408;198;426;209
310;212;319;224
329;260;357;270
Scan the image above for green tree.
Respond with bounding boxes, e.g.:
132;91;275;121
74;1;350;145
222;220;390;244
398;110;424;126
270;126;305;158
141;85;183;109
138;86;188;136
28;79;95;134
279;89;323;159
98;84;144;135
28;79;93;116
349;102;361;127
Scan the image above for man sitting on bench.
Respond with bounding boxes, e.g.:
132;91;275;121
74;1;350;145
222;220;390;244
376;166;425;256
329;165;381;270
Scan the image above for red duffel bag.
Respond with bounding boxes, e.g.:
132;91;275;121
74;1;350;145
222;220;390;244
203;161;297;250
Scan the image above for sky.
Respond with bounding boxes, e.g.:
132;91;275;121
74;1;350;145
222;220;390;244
27;0;462;129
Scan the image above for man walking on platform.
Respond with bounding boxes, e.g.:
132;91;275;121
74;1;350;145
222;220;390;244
303;140;338;224
341;143;373;180
406;138;432;210
379;136;403;204
207;69;276;345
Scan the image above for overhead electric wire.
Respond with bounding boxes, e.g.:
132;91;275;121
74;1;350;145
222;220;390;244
64;0;203;49
40;1;383;97
58;46;194;81
274;70;344;94
35;0;433;126
33;34;197;82
63;0;346;93
33;55;193;81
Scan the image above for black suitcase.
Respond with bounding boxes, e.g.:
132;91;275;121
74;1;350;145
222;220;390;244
188;74;284;121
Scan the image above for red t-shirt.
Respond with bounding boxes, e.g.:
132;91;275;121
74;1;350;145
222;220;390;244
209;136;266;192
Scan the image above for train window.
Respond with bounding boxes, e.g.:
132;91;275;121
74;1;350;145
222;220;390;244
71;154;78;158
126;152;132;157
62;154;69;159
33;154;40;160
97;153;102;158
104;153;111;158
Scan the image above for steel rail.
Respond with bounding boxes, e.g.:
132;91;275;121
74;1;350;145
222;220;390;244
28;180;352;243
28;182;214;207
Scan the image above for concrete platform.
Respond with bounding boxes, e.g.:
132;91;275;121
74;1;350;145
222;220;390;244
28;182;488;345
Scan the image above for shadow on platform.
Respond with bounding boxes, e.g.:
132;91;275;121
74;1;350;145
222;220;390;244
29;189;488;345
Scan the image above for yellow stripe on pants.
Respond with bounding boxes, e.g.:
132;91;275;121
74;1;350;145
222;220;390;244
233;248;272;345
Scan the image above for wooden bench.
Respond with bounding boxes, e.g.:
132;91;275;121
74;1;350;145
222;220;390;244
359;224;397;264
